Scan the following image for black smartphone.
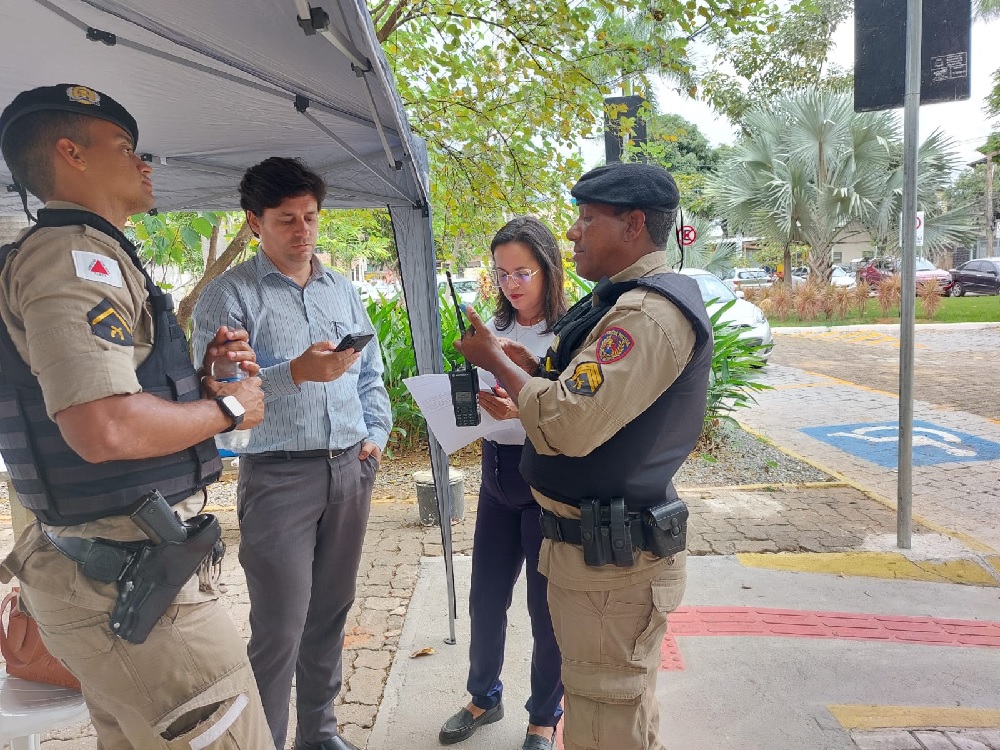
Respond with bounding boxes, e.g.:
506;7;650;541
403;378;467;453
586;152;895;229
334;332;375;352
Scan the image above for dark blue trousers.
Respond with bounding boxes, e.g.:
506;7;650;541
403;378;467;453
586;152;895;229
467;440;564;727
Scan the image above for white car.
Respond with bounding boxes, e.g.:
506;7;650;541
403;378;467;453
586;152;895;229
680;268;773;363
437;278;479;305
790;266;857;289
719;267;774;294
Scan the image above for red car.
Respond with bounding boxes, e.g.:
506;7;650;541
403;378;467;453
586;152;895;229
858;257;952;292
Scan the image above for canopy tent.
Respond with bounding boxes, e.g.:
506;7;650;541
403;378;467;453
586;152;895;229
0;0;459;640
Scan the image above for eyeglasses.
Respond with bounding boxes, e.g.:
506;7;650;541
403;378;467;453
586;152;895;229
491;268;539;287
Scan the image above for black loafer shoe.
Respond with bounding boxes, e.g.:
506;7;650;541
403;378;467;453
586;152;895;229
438;701;504;745
522;731;555;750
294;736;360;750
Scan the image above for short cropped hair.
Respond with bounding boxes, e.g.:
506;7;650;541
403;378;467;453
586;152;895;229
1;111;93;201
238;156;327;217
614;206;677;250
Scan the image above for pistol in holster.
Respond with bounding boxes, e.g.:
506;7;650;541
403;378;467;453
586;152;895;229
110;491;223;644
580;498;636;568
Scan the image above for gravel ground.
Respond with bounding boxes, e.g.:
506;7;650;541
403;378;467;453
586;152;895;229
0;423;833;517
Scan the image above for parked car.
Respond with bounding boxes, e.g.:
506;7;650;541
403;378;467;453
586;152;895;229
789;266;856;289
680;268;773;363
719;267;774;294
858;257;952;293
947;258;1000;297
437;277;479;305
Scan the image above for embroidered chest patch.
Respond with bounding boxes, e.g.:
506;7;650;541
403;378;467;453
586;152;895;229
88;299;133;346
596;327;634;364
565;361;604;396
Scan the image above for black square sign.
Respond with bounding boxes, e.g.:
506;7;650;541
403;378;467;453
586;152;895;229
855;0;971;112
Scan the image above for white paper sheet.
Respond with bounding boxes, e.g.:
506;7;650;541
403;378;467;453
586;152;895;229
403;370;504;454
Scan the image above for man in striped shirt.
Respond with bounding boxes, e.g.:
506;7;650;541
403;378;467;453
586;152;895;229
193;157;391;750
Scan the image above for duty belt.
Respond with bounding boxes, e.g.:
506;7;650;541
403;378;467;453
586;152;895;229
539;509;649;549
42;526;145;584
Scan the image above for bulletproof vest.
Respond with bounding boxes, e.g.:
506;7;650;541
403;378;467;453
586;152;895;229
0;208;222;526
520;272;713;511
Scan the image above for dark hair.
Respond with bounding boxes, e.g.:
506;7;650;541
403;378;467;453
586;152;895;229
490;215;568;333
239;157;327;219
1;111;92;201
613;207;677;250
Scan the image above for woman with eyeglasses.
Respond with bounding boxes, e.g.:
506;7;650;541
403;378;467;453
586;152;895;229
439;216;568;750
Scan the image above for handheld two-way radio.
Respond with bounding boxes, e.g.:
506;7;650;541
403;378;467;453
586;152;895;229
446;271;481;427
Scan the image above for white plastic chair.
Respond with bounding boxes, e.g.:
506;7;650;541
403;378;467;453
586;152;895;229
0;668;89;750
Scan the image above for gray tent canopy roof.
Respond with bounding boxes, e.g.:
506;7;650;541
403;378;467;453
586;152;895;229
0;0;431;214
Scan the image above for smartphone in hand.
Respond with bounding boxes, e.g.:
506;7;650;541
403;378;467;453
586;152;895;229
334;333;375;352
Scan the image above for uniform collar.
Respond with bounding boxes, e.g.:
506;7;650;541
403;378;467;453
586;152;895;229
610;252;671;283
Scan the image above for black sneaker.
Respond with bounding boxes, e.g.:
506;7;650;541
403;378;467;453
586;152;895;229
438;701;504;745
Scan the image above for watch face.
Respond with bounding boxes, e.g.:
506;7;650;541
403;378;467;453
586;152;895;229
222;395;246;418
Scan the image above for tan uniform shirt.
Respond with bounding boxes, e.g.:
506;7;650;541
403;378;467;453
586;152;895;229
0;202;206;604
517;253;696;591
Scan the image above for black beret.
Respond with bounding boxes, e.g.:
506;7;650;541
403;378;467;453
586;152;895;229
0;84;139;150
571;162;679;212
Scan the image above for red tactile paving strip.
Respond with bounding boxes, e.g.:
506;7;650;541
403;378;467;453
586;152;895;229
659;606;1000;671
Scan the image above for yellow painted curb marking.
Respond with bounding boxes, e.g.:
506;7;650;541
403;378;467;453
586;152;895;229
988;556;1000;575
736;552;1000;586
829;704;1000;730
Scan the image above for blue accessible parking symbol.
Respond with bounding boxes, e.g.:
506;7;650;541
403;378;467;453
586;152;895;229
801;420;1000;467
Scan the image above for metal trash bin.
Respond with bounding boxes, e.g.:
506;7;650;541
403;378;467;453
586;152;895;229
413;468;465;526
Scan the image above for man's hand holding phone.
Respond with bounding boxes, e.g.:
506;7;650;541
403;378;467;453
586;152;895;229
291;338;365;385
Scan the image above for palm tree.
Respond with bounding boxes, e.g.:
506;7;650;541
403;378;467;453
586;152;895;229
711;88;899;280
666;214;739;276
867;129;978;261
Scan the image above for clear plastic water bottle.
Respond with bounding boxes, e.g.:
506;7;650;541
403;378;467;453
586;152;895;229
210;359;250;454
210;358;245;382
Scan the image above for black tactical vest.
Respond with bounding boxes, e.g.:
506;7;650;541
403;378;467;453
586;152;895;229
0;208;222;526
520;272;713;510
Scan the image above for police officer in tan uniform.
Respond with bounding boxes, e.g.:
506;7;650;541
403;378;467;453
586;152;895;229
456;162;713;750
0;84;273;747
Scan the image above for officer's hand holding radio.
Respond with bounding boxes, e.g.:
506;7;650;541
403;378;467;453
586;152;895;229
289;341;361;385
455;306;533;402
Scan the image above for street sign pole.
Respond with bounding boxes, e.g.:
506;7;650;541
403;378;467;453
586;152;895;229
898;0;922;550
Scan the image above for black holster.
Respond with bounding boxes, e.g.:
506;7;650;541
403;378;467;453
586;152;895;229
110;514;222;644
580;498;636;568
641;499;689;559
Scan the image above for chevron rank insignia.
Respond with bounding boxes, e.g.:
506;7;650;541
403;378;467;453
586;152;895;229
565;361;604;396
88;299;133;346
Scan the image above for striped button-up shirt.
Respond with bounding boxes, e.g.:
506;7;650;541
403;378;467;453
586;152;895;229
192;250;391;453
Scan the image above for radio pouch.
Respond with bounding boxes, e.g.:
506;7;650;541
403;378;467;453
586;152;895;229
641;499;689;559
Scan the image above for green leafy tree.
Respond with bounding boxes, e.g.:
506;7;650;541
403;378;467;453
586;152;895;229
699;0;853;124
372;0;772;259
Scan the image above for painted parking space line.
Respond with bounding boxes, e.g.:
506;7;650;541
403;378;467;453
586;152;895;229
735;552;1000;586
785;330;925;348
800;420;1000;467
829;705;1000;730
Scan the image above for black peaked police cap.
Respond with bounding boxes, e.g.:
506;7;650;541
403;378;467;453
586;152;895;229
0;84;139;150
571;162;679;213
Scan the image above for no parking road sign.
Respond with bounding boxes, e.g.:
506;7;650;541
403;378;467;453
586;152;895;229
680;225;697;246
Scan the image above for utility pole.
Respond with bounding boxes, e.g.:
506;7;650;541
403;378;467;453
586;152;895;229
985;152;998;257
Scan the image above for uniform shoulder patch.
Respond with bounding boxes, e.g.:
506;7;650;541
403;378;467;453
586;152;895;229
596;326;634;364
72;250;123;288
564;361;604;396
88;299;133;347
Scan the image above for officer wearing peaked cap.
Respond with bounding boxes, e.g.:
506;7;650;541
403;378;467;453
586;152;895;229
456;161;713;750
0;84;273;746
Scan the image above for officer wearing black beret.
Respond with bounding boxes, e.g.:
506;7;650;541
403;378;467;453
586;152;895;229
456;161;713;750
0;84;272;746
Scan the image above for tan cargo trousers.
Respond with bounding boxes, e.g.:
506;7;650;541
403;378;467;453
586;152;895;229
2;523;272;749
546;553;687;750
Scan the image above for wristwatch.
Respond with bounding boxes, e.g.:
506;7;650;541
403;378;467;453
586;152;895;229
215;395;245;433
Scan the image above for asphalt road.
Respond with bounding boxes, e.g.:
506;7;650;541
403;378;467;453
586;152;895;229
768;324;1000;423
